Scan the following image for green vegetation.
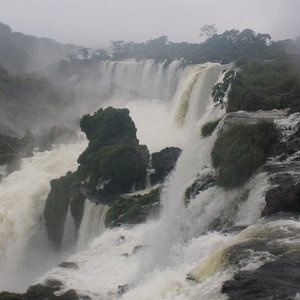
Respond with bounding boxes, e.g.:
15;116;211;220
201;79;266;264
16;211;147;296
201;119;222;137
109;29;286;64
44;107;149;248
78;107;148;196
228;58;300;112
44;171;83;249
211;121;279;188
150;147;181;184
105;189;160;227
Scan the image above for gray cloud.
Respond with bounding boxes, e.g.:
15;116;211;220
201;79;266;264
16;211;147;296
0;0;299;47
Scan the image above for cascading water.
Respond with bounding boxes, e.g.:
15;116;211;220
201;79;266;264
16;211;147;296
43;63;240;299
2;59;298;299
0;139;87;291
98;59;183;102
77;201;108;251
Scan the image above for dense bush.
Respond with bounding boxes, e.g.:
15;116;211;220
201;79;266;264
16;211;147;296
211;121;279;188
201;119;221;137
87;144;148;195
228;58;300;112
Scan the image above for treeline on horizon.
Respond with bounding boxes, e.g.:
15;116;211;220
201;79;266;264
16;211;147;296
82;27;300;65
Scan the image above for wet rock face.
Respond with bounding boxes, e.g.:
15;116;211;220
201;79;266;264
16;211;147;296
0;284;79;300
262;183;300;216
222;253;300;300
271;115;300;161
105;188;160;227
184;171;216;205
150;147;181;184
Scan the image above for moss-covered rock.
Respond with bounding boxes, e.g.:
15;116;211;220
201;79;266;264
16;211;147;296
44;107;149;248
44;171;84;249
78;107;138;165
212;121;279;188
150;147;181;184
105;188;160;227
83;144;148;196
78;107;149;196
0;284;79;300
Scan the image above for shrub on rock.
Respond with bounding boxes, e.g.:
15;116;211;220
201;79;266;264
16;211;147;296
212;121;278;188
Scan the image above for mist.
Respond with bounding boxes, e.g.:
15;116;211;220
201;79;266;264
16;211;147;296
0;0;299;47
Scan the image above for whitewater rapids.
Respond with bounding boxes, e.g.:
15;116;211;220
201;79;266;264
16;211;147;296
0;139;87;291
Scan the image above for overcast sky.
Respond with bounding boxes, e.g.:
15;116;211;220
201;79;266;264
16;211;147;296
0;0;299;48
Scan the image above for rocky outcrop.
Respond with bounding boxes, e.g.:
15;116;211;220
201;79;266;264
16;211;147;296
105;188;160;227
222;253;300;300
262;113;300;217
44;107;149;249
44;171;84;249
219;110;286;133
78;107;149;196
262;184;300;216
0;284;79;300
150;147;181;184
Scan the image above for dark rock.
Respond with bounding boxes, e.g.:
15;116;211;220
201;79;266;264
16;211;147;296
262;183;300;216
222;253;300;300
38;126;77;151
105;188;160;227
44;279;64;290
132;245;143;254
118;284;128;296
58;262;79;270
150;147;181;184
78;107;149;196
240;90;284;112
44;171;84;249
220;110;286;134
0;284;79;300
271;117;300;160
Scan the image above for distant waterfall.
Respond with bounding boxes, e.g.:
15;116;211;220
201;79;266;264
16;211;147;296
97;59;184;101
77;201;109;251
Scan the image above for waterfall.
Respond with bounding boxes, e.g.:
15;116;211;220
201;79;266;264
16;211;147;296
62;207;76;254
4;59;296;299
97;59;183;102
0;140;86;291
77;200;109;251
44;63;235;299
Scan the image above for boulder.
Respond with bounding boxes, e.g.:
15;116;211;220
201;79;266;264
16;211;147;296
0;284;79;300
58;262;79;270
222;253;300;300
262;183;300;216
150;147;181;184
105;188;160;227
